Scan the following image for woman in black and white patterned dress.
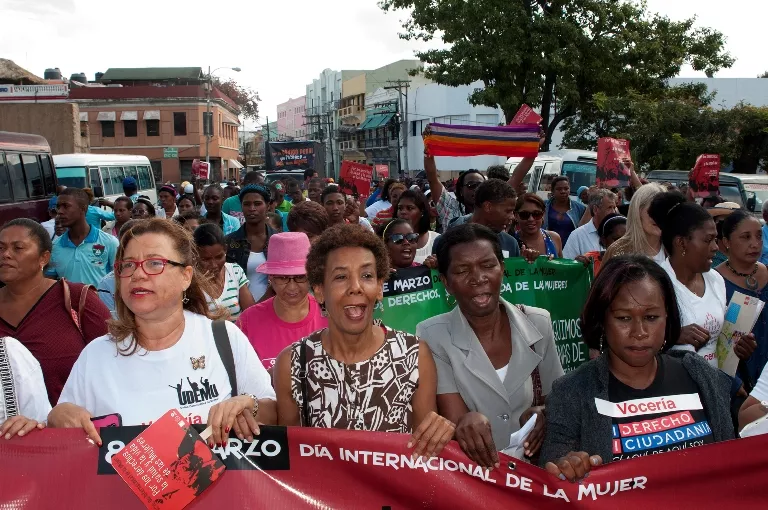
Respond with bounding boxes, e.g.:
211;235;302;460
274;224;455;458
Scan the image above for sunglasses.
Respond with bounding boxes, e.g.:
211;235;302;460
464;181;482;190
517;210;544;220
388;233;420;245
271;275;308;285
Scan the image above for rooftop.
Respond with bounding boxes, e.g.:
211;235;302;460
99;67;204;83
0;59;46;85
69;84;238;110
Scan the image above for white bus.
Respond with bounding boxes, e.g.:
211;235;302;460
53;154;157;203
506;149;598;200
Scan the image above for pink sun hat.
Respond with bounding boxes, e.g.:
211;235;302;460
256;232;311;275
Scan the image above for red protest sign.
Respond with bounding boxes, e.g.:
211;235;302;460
689;154;721;197
192;160;209;180
339;161;374;199
510;104;543;125
597;138;631;187
111;409;224;510
375;164;390;179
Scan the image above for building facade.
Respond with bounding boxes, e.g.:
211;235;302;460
276;96;307;140
69;68;242;184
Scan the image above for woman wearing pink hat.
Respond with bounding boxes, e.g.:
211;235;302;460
236;232;327;372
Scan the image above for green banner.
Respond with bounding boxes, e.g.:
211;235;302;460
374;258;593;372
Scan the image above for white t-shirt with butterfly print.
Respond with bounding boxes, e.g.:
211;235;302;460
58;311;275;426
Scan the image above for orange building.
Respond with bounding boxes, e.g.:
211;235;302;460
69;68;242;184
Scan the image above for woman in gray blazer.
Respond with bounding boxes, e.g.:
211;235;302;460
416;224;564;468
540;255;733;482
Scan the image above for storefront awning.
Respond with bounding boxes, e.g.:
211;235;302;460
228;159;244;169
96;111;116;122
143;110;160;120
359;113;395;130
78;112;88;122
120;111;138;121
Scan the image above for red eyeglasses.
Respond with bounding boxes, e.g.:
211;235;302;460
115;258;186;278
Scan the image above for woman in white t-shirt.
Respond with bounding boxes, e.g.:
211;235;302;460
48;219;276;448
648;192;726;367
0;336;51;438
193;223;255;321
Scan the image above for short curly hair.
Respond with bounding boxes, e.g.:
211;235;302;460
287;200;329;236
307;223;390;288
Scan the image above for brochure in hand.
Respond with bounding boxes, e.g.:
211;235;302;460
111;409;225;510
717;291;765;377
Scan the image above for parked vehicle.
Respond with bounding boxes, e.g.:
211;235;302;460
645;169;754;213
265;170;305;185
0;131;57;226
506;149;598;200
730;173;768;214
53;154;156;203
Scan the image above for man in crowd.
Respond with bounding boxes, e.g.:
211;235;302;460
432;179;521;259
223;171;263;224
41;196;57;239
46;188;118;287
562;188;618;259
274;183;293;213
123;177;139;203
286;179;307;204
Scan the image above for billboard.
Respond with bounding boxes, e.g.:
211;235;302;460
265;141;322;172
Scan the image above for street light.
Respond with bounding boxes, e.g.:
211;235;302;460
205;66;241;177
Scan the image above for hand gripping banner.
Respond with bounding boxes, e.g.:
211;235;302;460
0;426;764;509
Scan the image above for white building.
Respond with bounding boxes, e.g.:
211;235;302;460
668;77;768;108
406;81;507;175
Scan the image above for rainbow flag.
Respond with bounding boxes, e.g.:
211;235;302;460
423;123;540;158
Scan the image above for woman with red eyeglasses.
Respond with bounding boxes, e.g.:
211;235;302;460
513;194;562;258
49;219;276;450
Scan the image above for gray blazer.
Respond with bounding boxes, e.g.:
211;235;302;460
539;350;734;467
416;299;564;450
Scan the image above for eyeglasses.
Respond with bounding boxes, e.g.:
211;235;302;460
464;181;482;190
115;258;186;278
388;233;420;245
517;210;544;220
271;275;308;285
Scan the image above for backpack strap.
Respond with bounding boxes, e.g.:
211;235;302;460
211;321;238;398
61;280;93;341
298;338;310;427
0;338;18;420
515;304;544;407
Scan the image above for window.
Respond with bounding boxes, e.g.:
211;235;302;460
124;120;138;137
173;112;187;136
6;153;28;200
21;154;44;197
476;114;499;126
138;165;153;190
124;165;139;187
89;167;102;192
101;121;115;137
0;154;11;202
104;167;124;195
40;154;55;195
146;119;160;137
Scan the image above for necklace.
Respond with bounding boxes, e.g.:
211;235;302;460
5;278;45;299
726;261;759;291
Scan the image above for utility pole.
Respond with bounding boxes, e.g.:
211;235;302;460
385;79;411;176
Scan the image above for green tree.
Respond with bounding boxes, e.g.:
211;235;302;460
379;0;733;150
214;78;261;122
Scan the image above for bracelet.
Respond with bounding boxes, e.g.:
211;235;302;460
242;393;259;419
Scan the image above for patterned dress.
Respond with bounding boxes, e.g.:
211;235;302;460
290;327;420;433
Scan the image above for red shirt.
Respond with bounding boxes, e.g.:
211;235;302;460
0;280;110;405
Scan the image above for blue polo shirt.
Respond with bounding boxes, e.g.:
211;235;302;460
47;225;119;286
86;205;115;229
202;211;241;236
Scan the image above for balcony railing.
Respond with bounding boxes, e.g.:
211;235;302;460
339;105;362;119
340;140;359;151
363;138;399;149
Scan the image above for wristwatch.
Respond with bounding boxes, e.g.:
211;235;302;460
243;393;259;418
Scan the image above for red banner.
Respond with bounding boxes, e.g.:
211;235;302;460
510;104;543;126
375;164;390;179
0;426;764;509
339;161;374;200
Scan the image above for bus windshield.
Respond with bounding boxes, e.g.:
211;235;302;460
55;166;88;188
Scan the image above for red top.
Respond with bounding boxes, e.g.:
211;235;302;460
0;280;110;405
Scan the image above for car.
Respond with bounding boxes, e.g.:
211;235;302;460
644;169;757;213
507;149;598;200
264;171;305;185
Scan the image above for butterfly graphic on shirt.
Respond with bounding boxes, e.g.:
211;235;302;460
190;356;206;370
